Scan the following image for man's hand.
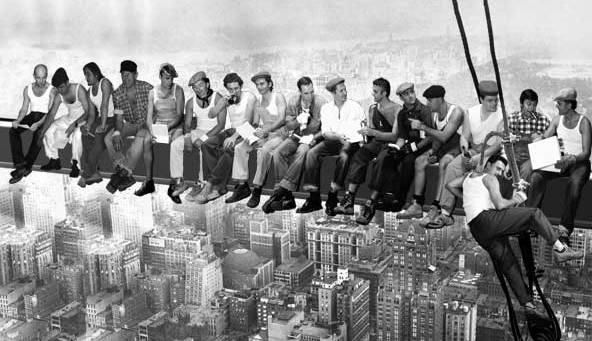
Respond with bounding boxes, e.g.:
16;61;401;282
555;154;576;171
470;154;481;168
80;124;90;136
65;123;76;137
428;150;438;164
401;142;418;155
223;135;238;150
254;128;269;139
29;122;40;132
409;118;423;130
358;127;376;137
95;124;107;134
11;120;20;129
37;128;47;146
184;136;193;153
112;134;123;152
512;190;527;205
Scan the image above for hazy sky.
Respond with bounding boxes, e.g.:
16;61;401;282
1;0;591;57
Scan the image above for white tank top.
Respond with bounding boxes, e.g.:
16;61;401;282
462;173;495;223
192;93;218;133
227;91;254;129
558;115;584;156
89;78;114;118
60;84;85;121
434;104;462;135
467;104;502;146
28;83;51;113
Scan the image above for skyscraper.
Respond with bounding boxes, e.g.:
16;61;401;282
110;192;154;249
185;252;223;307
443;301;477;341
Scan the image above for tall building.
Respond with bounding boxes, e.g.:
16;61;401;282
268;209;303;246
8;231;35;279
0;278;35;319
274;256;315;289
54;217;102;263
250;220;290;266
231;206;264;247
136;273;171;313
34;231;53;281
0;186;16;227
84;238;141;293
306;217;380;272
142;227;211;276
185;252;223;307
443;301;477;341
22;172;66;235
205;196;227;243
49;263;84;304
138;311;169;341
228;291;257;333
110;192;154;249
376;286;401;341
112;292;151;330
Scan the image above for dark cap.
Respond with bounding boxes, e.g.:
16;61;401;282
423;85;446;99
478;80;498;97
188;71;207;86
51;67;69;87
396;82;414;96
251;71;272;83
325;77;345;92
120;60;137;73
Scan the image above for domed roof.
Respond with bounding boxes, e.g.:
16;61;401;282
223;248;264;271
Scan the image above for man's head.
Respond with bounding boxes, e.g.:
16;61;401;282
519;89;538;115
83;62;104;87
396;82;415;106
478;80;499;113
326;77;347;104
51;68;69;95
159;63;177;89
484;154;508;177
223;72;244;100
251;71;273;95
423;85;446;112
297;76;314;105
120;60;138;89
33;64;48;86
372;78;391;102
554;88;578;115
188;71;210;97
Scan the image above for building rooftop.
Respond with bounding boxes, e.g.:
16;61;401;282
223;248;271;272
138;311;169;328
275;257;313;273
51;301;81;318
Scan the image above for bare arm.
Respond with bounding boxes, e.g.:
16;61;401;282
184;99;193;134
542;116;560;139
209;93;228;119
146;90;154;136
481;120;503;158
460;109;471;151
15;87;29;122
483;174;519;210
577;116;592;162
41;94;62;132
446;174;466;199
99;79;113;128
207;93;227;136
420;107;464;143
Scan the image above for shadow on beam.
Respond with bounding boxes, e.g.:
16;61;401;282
1;126;592;228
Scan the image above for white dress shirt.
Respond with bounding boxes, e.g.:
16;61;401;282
320;99;365;141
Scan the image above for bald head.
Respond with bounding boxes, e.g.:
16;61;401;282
33;64;48;87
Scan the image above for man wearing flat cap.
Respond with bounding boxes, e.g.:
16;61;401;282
428;80;503;228
261;76;327;214
104;60;154;195
397;85;464;222
527;87;591;245
168;71;227;202
355;81;433;225
332;77;401;216
225;71;287;208
39;67;90;178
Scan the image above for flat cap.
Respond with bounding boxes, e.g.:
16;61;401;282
51;67;69;87
188;71;207;86
325;77;345;92
553;87;577;101
120;60;137;73
396;82;414;96
251;71;272;83
423;85;446;99
478;80;498;97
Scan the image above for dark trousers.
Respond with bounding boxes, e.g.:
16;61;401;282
81;117;116;177
201;129;236;187
527;160;591;233
9;111;46;168
394;153;419;203
301;139;359;192
276;137;310;192
469;207;558;305
346;141;384;185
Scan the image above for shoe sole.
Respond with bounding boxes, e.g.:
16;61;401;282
106;184;118;194
86;178;103;185
118;180;136;192
225;192;251;204
247;200;260;208
9;175;24;184
296;206;322;214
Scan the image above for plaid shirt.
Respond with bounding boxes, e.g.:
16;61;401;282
508;110;550;139
112;80;153;124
